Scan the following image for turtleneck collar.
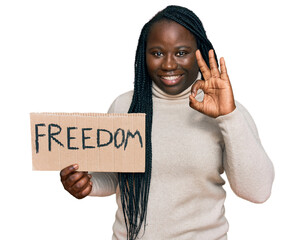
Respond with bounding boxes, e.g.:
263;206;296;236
152;72;202;101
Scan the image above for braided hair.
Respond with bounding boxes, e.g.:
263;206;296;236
118;5;218;240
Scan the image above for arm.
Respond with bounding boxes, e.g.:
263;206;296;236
216;102;274;203
189;49;274;203
89;172;118;196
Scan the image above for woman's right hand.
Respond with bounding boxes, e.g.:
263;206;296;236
60;164;93;199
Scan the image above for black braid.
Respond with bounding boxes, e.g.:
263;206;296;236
118;5;217;240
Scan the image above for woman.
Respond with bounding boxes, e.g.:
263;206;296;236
60;5;274;240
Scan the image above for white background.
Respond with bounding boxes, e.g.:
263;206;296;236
1;0;304;239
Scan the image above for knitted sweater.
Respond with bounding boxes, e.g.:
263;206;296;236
89;82;274;240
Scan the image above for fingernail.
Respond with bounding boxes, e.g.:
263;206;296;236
73;164;79;170
88;174;92;179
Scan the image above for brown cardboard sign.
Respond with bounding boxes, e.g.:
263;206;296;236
30;113;146;172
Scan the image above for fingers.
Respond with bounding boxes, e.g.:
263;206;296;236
60;164;92;199
64;171;88;189
70;174;91;193
196;50;211;80
209;49;220;78
196;49;221;80
75;182;93;199
60;164;78;182
220;57;229;81
66;173;92;199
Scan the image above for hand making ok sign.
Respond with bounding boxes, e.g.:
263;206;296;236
189;49;236;118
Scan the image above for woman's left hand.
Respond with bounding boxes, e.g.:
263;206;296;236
189;49;236;118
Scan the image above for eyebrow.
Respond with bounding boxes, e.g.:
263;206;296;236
176;46;193;49
147;46;193;51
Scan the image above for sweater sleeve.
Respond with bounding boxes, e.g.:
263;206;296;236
216;102;274;203
89;172;118;196
89;98;119;197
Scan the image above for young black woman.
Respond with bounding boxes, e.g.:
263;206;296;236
60;5;274;240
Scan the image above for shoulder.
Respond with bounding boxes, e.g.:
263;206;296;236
107;90;134;113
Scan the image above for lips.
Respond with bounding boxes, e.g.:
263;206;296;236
159;74;183;86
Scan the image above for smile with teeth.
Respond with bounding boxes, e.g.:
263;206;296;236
160;74;183;86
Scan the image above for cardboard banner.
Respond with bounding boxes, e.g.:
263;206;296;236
30;113;146;172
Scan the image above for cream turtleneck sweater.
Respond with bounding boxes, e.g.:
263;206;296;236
89;82;274;240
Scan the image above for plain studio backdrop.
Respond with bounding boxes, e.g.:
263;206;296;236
0;0;304;239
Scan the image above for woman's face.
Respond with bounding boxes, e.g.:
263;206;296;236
146;20;199;95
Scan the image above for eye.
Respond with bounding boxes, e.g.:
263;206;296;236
176;51;187;57
153;51;163;57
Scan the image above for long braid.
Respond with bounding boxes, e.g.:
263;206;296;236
118;5;217;240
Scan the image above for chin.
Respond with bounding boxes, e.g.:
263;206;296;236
153;77;193;95
161;86;184;95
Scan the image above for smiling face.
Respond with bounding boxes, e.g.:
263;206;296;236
146;20;199;95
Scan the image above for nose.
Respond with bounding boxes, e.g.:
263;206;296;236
161;54;178;71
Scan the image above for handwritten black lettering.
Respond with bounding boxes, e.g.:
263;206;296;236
35;123;46;153
114;128;125;149
124;130;143;150
82;128;95;149
48;124;64;151
67;127;79;150
97;129;113;147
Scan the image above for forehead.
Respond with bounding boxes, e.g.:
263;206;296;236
146;20;197;48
